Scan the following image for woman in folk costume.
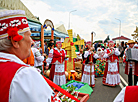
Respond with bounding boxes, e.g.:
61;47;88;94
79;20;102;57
123;40;138;86
81;41;99;87
102;40;120;86
46;41;68;86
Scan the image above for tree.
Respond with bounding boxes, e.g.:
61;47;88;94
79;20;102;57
131;26;138;41
94;40;102;43
104;35;110;43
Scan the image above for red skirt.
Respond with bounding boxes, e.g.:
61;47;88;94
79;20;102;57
49;64;55;81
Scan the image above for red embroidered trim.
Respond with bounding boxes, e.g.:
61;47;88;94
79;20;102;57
0;57;11;60
107;71;119;75
54;72;65;75
83;71;95;75
0;16;29;38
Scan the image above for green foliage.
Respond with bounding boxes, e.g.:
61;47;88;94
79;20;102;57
94;40;102;43
104;35;110;43
67;85;76;92
59;85;77;102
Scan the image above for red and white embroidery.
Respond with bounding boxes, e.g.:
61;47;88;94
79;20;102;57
0;23;8;31
9;20;21;27
0;10;30;39
22;19;28;24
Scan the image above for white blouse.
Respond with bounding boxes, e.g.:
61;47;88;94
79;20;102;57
0;52;54;102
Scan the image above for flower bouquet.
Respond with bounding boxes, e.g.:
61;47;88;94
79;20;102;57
95;59;106;77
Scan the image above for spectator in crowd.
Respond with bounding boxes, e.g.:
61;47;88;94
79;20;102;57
94;42;99;51
43;41;49;72
48;39;54;52
48;39;54;47
124;42;128;50
114;43;117;48
116;43;120;50
31;42;45;74
134;41;138;47
97;43;102;48
104;42;107;49
44;41;49;56
119;41;125;62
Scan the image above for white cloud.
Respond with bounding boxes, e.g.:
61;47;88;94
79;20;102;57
21;0;138;42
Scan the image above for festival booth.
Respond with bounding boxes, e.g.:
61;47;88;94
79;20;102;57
28;18;42;41
112;35;130;44
44;29;69;41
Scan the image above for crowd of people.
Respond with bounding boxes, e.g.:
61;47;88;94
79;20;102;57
24;38;138;101
1;9;138;102
41;39;138;87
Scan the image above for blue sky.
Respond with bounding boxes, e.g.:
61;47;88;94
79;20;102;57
21;0;138;42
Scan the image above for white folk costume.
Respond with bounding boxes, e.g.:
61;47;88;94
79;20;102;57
103;41;120;86
0;52;56;102
46;42;67;86
0;10;60;102
81;41;99;87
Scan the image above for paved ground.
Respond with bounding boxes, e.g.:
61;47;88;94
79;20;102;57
87;63;127;102
87;78;121;102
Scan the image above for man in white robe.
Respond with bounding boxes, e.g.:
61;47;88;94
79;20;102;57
0;10;59;102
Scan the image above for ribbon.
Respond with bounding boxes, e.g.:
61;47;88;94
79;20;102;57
70;42;74;46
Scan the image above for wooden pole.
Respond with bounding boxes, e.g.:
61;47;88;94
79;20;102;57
41;25;44;53
91;32;93;46
51;30;54;40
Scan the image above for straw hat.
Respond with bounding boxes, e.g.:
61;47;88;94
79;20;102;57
127;40;135;44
